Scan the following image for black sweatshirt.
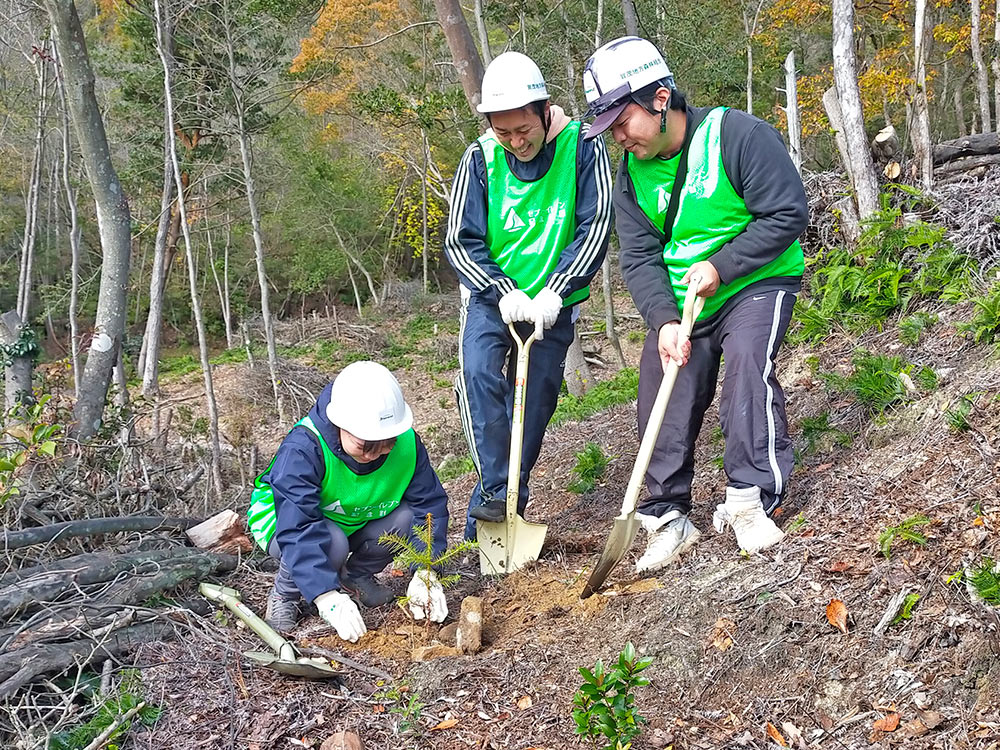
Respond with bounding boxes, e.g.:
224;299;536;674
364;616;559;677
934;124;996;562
615;105;809;332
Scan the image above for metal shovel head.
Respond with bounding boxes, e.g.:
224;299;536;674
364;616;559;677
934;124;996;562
243;650;343;679
580;513;640;599
478;516;548;575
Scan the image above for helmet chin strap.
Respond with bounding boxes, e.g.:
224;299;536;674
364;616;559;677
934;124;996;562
660;107;667;133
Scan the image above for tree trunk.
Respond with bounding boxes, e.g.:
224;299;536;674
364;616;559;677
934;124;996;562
473;0;491;66
831;0;879;219
933;132;1000;163
911;0;933;191
993;8;1000;129
969;0;992;132
55;50;83;398
601;256;626;368
595;0;604;48
621;0;640;35
17;57;47;323
564;327;593;397
140;103;176;398
562;4;580;117
155;0;224;501
784;50;802;174
954;85;968;138
208;204;234;348
422;130;429;294
228;61;283;421
1;312;34;411
745;41;754;116
822;87;854;186
431;0;485;113
44;0;132;440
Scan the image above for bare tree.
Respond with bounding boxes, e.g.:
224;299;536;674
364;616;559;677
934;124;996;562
432;0;485;113
784;50;802;174
831;0;879;218
16;49;47;323
44;0;132;439
742;0;768;116
155;0;224;500
140;10;177;399
54;47;82;396
969;0;991;133
994;8;1000;127
218;0;284;421
473;0;491;65
621;0;640;35
911;0;933;191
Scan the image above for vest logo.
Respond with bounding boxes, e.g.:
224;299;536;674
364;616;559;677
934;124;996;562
656;186;670;215
504;208;526;231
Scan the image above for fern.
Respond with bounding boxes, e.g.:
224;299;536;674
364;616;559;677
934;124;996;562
878;514;931;558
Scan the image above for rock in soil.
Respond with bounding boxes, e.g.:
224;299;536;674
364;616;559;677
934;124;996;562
457;595;483;654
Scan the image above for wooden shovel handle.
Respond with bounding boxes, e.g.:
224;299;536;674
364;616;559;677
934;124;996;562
616;279;705;519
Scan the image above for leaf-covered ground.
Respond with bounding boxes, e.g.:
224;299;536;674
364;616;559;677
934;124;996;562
129;274;1000;750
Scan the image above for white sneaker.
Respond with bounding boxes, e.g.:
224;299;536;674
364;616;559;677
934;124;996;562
635;510;701;573
712;486;784;553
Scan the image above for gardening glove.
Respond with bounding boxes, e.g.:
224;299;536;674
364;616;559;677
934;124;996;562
498;289;534;325
407;570;448;623
314;590;367;643
532;287;563;341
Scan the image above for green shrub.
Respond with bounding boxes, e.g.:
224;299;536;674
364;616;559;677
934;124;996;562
945;395;975;431
791;207;976;343
799;412;852;454
552;368;638;426
899;312;938;345
891;593;921;625
437;454;475;482
568;443;609;494
878;514;931;558
572;643;653;750
964;285;1000;344
50;671;160;750
821;351;934;416
968;558;1000;605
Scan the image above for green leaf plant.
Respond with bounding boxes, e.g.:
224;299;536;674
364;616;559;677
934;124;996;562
572;642;653;750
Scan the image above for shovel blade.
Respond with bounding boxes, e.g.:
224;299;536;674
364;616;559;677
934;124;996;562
580;514;640;599
243;651;343;679
478;516;548;575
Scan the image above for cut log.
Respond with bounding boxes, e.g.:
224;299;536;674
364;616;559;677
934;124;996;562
935;153;1000;176
933;132;1000;165
185;509;253;553
1;515;198;550
0;621;173;700
0;548;236;620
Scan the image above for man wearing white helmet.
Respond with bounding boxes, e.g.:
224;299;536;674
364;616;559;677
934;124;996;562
444;51;612;539
582;37;808;570
247;361;450;642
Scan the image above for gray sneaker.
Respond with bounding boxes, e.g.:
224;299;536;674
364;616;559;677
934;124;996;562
264;587;302;632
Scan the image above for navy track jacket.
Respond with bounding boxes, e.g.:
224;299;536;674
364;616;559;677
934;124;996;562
260;383;449;603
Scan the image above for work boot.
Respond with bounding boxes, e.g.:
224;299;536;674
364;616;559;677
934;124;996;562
340;573;395;608
635;510;701;573
712;486;784;553
469;499;506;523
265;587;302;632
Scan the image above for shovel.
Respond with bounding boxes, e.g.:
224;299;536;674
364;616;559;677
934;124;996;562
199;582;343;679
478;323;548;575
581;278;705;598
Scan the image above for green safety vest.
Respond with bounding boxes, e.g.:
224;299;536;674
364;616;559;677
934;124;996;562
626;107;804;320
247;416;417;550
479;120;588;305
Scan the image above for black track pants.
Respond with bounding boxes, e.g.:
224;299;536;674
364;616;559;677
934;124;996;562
636;289;796;517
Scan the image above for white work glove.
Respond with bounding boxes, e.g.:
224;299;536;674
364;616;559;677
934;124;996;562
406;570;448;623
314;590;367;643
498;289;534;325
532;287;563;340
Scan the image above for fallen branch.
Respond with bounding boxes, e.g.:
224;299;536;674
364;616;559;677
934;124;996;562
0;621;174;700
2;516;199;551
81;700;147;750
935;153;1000;176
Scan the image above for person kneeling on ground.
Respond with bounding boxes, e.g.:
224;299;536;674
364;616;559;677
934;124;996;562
247;361;450;642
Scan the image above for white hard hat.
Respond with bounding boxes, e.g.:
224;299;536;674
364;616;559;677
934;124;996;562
477;51;549;114
326;361;413;441
582;36;674;139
